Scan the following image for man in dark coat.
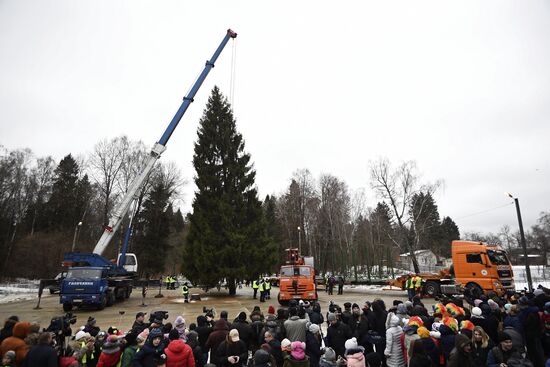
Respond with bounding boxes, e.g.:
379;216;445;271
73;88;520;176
205;319;230;365
22;332;57;367
232;312;253;349
196;315;213;362
325;313;352;359
264;330;283;367
0;316;18;344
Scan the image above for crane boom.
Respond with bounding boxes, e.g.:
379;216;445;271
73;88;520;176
93;29;237;255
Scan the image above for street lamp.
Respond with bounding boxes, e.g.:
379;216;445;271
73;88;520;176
506;192;533;292
297;226;302;254
72;222;83;252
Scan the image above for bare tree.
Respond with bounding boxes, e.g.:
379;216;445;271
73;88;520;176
369;158;440;273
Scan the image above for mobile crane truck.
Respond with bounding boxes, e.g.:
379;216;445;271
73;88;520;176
278;248;317;305
55;29;237;311
389;240;515;298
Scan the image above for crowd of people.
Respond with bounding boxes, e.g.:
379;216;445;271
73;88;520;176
1;286;550;367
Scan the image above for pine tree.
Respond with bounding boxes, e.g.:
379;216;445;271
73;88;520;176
184;86;275;295
440;216;460;257
46;154;81;231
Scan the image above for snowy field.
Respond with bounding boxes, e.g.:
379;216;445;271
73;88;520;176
0;279;39;304
513;265;550;290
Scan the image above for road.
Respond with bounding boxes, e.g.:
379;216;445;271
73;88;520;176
0;285;436;331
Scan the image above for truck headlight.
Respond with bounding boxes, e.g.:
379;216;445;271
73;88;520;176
493;281;500;287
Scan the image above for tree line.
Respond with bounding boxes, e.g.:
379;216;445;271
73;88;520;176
1;86;548;285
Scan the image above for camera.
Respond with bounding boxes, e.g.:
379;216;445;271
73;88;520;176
149;311;169;324
203;307;215;318
45;312;77;347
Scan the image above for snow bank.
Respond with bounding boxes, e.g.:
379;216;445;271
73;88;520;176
0;279;39;304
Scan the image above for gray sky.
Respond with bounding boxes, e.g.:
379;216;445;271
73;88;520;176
1;1;549;235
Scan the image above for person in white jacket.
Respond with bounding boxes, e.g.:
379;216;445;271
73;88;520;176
384;313;405;367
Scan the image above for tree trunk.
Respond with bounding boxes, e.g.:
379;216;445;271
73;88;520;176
227;277;236;295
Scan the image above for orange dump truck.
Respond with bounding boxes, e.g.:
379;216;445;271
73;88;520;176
389;240;515;297
278;248;317;305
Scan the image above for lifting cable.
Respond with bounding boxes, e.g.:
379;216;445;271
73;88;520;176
454;201;514;221
229;37;237;110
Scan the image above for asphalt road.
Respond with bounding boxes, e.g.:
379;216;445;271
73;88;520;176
0;285;436;332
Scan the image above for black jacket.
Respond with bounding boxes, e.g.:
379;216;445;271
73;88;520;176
216;340;248;367
22;344;58;367
325;321;352;359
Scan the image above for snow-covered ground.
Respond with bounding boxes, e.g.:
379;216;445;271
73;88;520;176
0;279;39;304
513;265;550;290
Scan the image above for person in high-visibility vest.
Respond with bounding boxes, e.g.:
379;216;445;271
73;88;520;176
258;279;266;302
252;279;259;299
169;276;176;290
164;275;171;289
181;282;189;303
264;278;271;299
414;274;423;297
405;274;415;301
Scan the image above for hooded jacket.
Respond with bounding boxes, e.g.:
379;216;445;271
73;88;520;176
174;316;188;341
0;322;31;365
205;319;230;363
196;315;213;350
232;313;253;347
216;337;248;367
345;348;366;367
384;313;405;367
133;333;166;367
447;334;473;367
165;339;195;367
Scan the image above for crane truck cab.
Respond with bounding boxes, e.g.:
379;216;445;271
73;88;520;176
451;240;514;296
278;248;317;305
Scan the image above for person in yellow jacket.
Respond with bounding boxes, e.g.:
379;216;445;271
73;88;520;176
264;278;271;300
405;273;415;301
258;279;266;302
181;282;189;303
252;279;259;299
414;274;423;297
164;275;171;289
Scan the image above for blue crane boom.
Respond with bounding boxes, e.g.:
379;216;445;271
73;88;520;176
93;29;237;256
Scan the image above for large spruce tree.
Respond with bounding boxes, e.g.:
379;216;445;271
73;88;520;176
184;86;275;295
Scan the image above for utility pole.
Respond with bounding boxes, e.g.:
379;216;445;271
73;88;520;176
508;193;533;292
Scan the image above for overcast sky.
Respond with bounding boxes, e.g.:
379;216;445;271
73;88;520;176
1;1;549;236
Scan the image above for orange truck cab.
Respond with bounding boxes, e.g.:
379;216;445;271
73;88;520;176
278;248;317;305
452;240;514;296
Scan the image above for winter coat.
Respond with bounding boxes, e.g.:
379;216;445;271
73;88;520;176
447;334;473;367
22;343;58;367
309;305;324;326
345;348;366;367
205;319;230;362
232;319;253;348
305;331;323;367
284;317;308;343
216;339;248;367
419;337;440;367
503;315;523;335
326;321;352;359
487;346;523;367
132;339;166;367
119;344;138;367
187;332;205;367
402;332;420;364
165;339;195;367
319;357;337;367
96;350;122;367
196;316;213;351
471;339;493;367
250;320;266;350
384;314;405;367
268;338;284;367
437;325;456;363
409;355;432;367
0;322;31;365
283;354;310;367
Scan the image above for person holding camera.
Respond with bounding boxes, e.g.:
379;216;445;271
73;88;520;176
216;330;248;367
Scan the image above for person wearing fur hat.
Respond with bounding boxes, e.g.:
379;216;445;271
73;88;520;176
69;330;95;367
305;324;322;367
96;334;122;367
0;322;31;365
344;337;365;367
216;329;248;367
283;341;309;367
133;330;166;367
447;333;473;367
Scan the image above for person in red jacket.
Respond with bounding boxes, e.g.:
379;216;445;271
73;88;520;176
165;338;195;367
96;335;122;367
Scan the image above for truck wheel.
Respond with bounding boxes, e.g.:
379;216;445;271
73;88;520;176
424;281;440;297
106;292;115;306
124;289;130;299
62;303;73;312
277;294;288;306
98;297;106;310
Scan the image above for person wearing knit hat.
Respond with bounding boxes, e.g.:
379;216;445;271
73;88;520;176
320;347;337;367
344;337;365;367
136;328;149;345
445;303;465;318
96;335;122;367
474;299;483;307
281;338;292;352
471;307;482;317
268;305;276;316
432;303;447;318
416;327;430;339
486;331;524;367
442;316;458;333
174;315;187;341
309;324;320;335
290;341;308;362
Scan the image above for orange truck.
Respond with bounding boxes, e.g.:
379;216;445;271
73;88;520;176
390;240;515;297
278;248;317;305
